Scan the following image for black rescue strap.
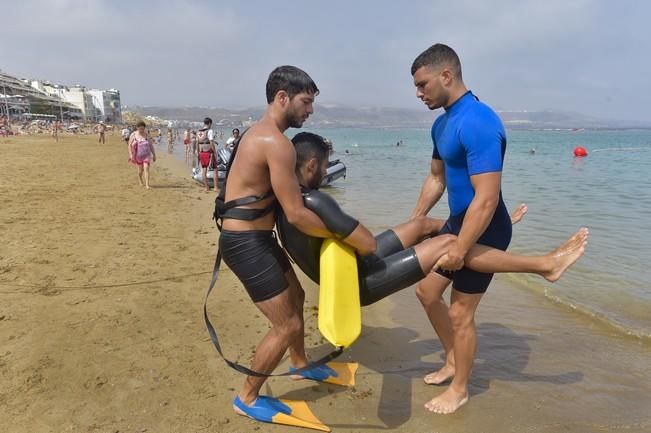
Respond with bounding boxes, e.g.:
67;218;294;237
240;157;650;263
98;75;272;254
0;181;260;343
203;130;344;377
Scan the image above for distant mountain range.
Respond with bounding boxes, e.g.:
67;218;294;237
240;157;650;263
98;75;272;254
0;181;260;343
124;104;650;130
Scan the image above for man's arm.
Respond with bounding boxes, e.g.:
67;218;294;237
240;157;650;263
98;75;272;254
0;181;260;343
303;190;376;255
410;159;446;219
438;171;501;271
268;139;333;238
341;224;376;256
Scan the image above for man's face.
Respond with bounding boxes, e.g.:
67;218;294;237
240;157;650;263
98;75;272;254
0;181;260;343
301;156;328;189
413;66;447;110
286;92;315;128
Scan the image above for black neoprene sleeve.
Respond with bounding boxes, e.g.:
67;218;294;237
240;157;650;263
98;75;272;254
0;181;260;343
303;190;359;239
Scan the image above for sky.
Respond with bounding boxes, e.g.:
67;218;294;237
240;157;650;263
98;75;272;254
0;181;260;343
1;0;650;121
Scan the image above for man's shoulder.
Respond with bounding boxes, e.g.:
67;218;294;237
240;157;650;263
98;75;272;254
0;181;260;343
463;98;502;125
244;124;292;149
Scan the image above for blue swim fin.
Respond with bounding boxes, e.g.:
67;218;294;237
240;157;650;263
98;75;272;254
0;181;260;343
290;361;359;387
233;395;330;432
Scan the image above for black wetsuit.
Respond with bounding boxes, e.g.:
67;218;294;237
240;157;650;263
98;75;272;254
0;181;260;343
276;189;425;306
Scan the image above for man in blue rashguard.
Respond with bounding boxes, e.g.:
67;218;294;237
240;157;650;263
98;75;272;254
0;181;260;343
410;43;513;414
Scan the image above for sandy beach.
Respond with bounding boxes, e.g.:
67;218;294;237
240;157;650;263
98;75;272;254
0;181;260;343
2;133;650;433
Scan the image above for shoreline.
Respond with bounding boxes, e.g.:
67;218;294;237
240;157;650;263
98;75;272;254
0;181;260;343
1;134;650;432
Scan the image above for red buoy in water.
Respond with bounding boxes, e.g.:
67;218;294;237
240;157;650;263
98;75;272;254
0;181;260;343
573;146;588;157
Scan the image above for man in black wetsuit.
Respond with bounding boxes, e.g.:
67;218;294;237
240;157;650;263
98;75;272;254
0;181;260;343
280;132;588;310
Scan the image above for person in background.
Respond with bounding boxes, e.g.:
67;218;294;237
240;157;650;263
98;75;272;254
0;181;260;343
167;127;175;153
121;125;131;145
196;117;216;191
96;121;106;144
128;120;157;189
52;120;59;142
225;128;240;150
183;128;191;158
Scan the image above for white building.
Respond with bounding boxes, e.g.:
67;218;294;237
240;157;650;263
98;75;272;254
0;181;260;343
29;79;121;123
87;89;121;123
63;86;97;121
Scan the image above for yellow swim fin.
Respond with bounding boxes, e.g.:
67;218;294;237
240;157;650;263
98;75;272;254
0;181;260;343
290;361;359;387
234;396;330;432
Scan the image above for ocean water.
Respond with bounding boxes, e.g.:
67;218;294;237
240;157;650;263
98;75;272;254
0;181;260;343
182;126;651;341
306;127;651;341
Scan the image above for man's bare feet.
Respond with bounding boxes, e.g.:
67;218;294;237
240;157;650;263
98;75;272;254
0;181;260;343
542;228;589;282
510;203;528;225
423;363;455;385
425;386;469;414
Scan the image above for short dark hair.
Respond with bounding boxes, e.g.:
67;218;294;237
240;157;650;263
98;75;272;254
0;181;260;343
232;128;240;134
292;132;329;167
136;120;146;128
266;66;319;104
411;43;462;79
204;117;212;126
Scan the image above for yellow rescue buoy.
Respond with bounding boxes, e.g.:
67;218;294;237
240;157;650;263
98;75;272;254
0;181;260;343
318;239;361;348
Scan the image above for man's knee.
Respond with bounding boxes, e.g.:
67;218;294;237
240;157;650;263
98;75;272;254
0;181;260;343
278;315;303;341
416;281;444;308
438;233;457;247
448;303;475;330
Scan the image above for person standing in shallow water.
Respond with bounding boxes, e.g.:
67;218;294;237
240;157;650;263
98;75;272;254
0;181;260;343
409;43;527;414
128;120;156;189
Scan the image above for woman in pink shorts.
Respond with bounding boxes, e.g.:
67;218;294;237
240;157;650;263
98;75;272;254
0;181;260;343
128;121;157;189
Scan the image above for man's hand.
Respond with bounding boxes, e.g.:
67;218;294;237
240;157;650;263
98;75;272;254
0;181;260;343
433;242;465;272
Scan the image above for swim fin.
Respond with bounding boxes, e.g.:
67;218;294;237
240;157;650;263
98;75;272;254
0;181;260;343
290;361;359;387
233;395;330;432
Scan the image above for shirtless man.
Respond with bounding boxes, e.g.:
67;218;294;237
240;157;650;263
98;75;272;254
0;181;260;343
97;121;106;144
218;65;376;418
52;120;59;142
167;127;174;153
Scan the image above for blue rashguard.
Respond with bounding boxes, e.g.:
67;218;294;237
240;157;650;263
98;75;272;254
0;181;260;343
431;90;512;294
432;90;506;216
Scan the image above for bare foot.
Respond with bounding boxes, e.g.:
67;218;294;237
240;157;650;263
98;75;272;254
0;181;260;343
145;185;150;190
423;364;455;385
425;387;469;414
510;203;528;225
542;228;589;282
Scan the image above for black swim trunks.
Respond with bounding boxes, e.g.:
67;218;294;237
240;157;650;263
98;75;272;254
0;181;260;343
436;199;512;294
219;230;291;303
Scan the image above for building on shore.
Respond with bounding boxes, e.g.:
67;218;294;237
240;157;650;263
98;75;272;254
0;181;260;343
1;70;81;120
0;68;121;123
86;88;122;123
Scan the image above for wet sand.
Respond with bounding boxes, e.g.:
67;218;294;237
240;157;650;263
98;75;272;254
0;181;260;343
1;133;650;432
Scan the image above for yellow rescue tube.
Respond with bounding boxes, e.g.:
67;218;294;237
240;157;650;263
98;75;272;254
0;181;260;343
318;239;361;348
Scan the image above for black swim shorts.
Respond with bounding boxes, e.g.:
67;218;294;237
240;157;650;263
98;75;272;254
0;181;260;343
358;229;426;306
219;230;291;303
436;200;512;294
